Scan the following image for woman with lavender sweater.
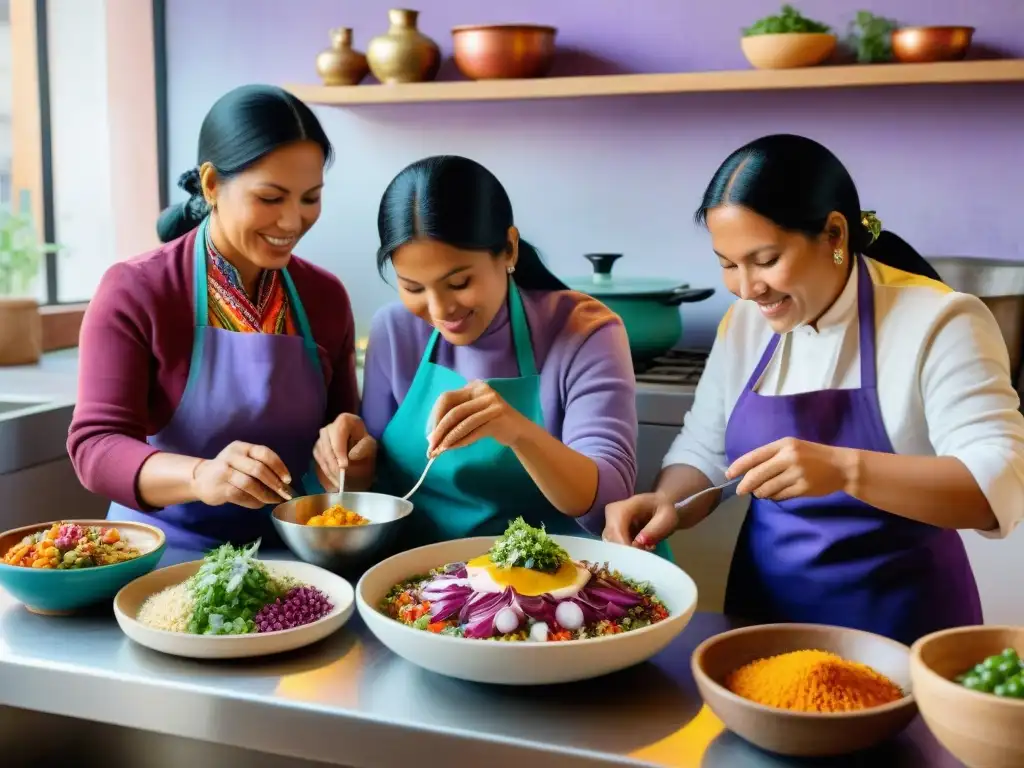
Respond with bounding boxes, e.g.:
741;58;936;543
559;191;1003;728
342;155;660;552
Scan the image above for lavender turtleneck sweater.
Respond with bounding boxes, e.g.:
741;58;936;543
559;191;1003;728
360;288;638;534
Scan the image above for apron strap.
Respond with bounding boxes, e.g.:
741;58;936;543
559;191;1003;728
744;334;781;393
507;280;538;378
279;269;322;370
854;255;879;389
192;218;211;328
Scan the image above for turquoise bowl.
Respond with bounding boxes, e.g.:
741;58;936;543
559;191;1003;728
0;519;166;614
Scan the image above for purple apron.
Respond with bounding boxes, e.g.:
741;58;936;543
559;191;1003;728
723;256;983;645
107;218;327;550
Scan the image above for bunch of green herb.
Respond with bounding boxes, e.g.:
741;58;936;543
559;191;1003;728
0;201;60;297
186;539;285;635
489;517;569;573
743;4;831;36
846;11;898;63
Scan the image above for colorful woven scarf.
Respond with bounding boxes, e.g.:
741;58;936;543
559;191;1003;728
205;229;296;335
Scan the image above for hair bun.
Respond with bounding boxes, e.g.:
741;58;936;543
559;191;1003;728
177;167;202;197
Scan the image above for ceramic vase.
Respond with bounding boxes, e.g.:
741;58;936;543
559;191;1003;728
366;9;441;84
315;27;370;86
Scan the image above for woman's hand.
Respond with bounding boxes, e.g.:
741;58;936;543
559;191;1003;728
427;381;529;456
190;441;293;509
314;413;377;492
603;492;678;550
728;437;855;501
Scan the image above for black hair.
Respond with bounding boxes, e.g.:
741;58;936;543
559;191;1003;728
375;155;566;291
695;133;941;282
156;84;334;243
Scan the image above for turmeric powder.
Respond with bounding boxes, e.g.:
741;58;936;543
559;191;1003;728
725;649;904;713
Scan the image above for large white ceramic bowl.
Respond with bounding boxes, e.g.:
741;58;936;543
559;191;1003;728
114;559;355;659
356;535;698;685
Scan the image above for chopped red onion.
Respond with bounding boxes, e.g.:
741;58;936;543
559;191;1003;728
254;586;333;633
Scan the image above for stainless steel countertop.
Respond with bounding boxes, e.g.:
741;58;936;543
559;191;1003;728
0;547;960;768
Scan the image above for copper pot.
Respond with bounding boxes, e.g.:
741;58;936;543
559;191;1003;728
891;26;974;63
451;24;557;80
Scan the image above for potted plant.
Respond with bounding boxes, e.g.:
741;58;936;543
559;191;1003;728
847;11;899;63
0;203;59;366
741;5;837;70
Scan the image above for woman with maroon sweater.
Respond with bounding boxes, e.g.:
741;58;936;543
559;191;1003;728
67;85;374;551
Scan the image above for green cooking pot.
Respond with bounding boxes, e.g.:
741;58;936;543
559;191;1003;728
562;253;715;361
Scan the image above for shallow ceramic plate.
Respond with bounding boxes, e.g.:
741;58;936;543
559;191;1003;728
356;535;698;685
0;519;166;615
114;559;354;659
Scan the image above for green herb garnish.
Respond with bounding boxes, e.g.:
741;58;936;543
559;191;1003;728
846;11;898;63
186;539;285;635
488;517;569;573
743;4;831;36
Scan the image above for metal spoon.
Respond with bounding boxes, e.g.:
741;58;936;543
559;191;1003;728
674;476;742;511
326;467;346;506
402;456;436;501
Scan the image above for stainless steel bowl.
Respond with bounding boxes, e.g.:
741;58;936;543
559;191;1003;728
271;492;413;573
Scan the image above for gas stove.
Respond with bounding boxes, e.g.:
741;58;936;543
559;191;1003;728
634;349;709;387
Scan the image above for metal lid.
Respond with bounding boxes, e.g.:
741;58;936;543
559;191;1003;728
562;253;689;296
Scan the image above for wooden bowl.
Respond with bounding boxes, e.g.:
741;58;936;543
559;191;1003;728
692;623;917;757
740;32;837;70
451;24;557;80
910;626;1024;768
891;26;974;63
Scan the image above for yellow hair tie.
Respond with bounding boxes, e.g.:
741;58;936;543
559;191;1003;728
861;210;882;244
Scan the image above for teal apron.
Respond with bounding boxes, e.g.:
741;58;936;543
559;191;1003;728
374;281;673;561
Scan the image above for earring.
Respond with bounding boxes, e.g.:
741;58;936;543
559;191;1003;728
507;265;516;275
833;249;844;265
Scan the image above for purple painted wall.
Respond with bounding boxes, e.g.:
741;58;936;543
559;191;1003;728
165;0;1024;345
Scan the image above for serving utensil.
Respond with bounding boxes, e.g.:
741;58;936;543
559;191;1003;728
674;476;742;512
402;456;436;501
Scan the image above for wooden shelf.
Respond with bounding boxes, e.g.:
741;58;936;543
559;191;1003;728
287;59;1024;107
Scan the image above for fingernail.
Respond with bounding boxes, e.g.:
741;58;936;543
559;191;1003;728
280;488;293;500
283;475;292;484
633;533;647;548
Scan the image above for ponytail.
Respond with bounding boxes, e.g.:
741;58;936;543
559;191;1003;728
858;229;943;283
513;239;567;291
156;168;210;243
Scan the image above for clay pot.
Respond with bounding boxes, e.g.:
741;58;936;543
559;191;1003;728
0;298;42;366
315;27;370;86
366;9;441;84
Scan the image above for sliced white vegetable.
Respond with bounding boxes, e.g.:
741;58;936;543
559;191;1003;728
529;621;550;642
494;606;521;635
555;601;584;631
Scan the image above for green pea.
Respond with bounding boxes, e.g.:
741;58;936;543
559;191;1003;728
962;675;986;691
994;684;1009;697
982;656;1004;671
1005;679;1024;699
1001;648;1019;662
978;670;1002;690
996;660;1019;677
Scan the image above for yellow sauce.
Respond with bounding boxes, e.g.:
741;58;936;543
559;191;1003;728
466;554;581;596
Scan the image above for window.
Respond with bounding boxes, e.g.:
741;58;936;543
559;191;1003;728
5;0;161;318
5;0;48;304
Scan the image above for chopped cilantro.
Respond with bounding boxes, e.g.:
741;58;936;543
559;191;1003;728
488;517;569;573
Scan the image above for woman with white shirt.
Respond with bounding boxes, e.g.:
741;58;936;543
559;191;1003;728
604;133;1024;644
